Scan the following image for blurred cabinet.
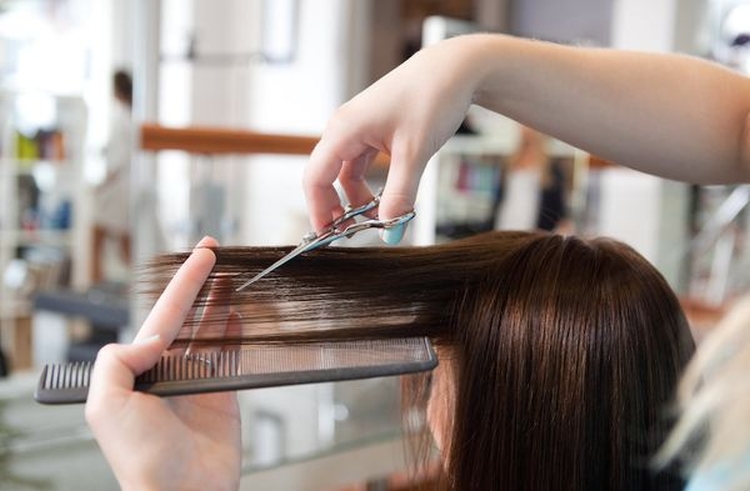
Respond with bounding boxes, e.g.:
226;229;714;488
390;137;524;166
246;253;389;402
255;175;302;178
0;0;98;374
0;91;88;372
412;132;580;245
432;136;506;243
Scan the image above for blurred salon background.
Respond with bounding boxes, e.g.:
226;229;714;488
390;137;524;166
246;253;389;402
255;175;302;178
0;0;748;489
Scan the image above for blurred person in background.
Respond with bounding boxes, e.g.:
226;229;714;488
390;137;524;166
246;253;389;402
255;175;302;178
91;69;133;284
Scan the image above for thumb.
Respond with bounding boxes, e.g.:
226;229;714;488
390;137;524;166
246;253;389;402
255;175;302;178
379;147;423;219
118;334;167;376
378;146;426;244
87;335;165;405
379;186;417;222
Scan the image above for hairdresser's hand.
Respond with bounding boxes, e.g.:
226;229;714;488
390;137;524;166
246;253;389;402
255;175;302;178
304;38;481;242
306;32;750;234
85;237;242;491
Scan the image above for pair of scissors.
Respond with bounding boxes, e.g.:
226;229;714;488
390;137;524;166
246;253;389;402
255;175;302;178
235;194;415;292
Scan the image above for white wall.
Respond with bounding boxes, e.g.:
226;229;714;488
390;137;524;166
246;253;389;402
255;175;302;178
151;0;376;472
510;0;613;45
243;0;369;246
152;0;371;248
596;0;701;287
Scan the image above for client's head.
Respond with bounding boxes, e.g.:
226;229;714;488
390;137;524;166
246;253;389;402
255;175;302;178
146;231;695;491
425;233;694;491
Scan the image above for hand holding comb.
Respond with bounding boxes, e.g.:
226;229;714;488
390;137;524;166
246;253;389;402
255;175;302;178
36;235;436;405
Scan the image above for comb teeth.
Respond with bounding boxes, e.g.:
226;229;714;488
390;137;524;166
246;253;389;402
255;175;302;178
138;351;239;383
34;338;438;405
35;362;94;404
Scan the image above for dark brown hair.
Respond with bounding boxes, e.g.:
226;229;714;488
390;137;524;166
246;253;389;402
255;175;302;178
113;69;133;107
143;231;695;491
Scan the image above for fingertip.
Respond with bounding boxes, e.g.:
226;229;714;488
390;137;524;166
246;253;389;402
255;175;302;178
223;310;244;353
379;222;407;245
195;235;220;249
191;243;217;268
134;244;217;344
227;310;243;333
309;213;330;234
192;237;219;269
306;189;345;233
339;178;376;218
377;187;414;244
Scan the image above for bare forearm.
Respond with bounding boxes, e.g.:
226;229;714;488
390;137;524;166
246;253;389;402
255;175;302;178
304;33;750;229
460;34;750;183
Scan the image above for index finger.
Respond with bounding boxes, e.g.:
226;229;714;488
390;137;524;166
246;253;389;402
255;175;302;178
304;139;347;232
134;243;217;347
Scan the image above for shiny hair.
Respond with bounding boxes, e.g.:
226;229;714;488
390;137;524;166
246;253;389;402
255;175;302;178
657;294;750;491
143;231;695;491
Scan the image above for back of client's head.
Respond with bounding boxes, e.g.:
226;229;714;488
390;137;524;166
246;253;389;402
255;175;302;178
439;233;694;491
145;231;695;491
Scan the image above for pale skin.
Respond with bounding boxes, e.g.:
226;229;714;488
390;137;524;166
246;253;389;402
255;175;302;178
426;349;455;460
84;236;449;490
84;235;450;490
304;33;750;233
85;33;750;488
85;236;242;491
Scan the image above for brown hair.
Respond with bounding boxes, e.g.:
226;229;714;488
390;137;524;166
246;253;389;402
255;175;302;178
142;231;694;490
113;69;133;108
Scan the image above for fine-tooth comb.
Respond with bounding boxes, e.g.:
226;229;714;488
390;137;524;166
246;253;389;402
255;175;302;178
34;337;437;405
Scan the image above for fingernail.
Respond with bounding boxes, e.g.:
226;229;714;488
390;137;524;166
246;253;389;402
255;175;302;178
379;223;406;245
194;236;212;250
134;334;161;345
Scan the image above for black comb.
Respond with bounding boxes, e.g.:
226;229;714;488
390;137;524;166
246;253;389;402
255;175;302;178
35;337;437;405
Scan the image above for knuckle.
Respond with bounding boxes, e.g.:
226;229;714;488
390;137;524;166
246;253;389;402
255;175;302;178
94;343;120;362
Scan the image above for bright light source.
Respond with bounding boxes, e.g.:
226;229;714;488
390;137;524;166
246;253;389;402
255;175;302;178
261;0;298;63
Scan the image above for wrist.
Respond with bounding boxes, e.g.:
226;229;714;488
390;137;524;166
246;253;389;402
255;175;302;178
466;34;525;111
409;33;503;124
117;473;166;491
121;482;160;491
120;476;239;491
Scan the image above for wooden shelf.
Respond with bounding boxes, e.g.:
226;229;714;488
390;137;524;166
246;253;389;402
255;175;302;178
140;123;391;167
140;124;320;156
679;296;730;342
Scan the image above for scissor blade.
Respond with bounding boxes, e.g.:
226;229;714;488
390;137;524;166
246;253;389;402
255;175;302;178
234;265;279;292
235;243;309;292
